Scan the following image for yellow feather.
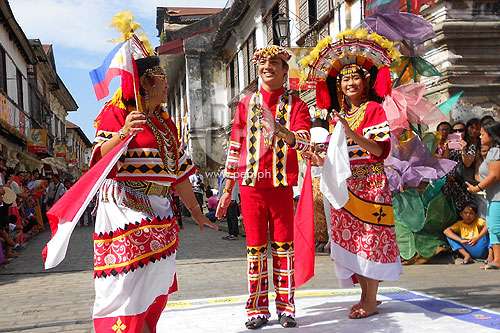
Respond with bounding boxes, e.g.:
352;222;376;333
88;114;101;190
109;11;154;56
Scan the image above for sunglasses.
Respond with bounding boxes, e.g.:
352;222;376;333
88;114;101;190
453;128;465;133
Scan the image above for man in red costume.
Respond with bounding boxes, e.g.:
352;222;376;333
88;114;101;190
216;46;310;330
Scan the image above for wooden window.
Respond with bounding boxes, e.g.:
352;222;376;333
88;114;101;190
317;0;329;19
16;69;23;110
226;56;239;101
242;30;257;88
0;47;6;93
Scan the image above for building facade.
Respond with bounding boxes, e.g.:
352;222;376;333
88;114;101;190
156;0;500;183
0;1;78;175
66;121;92;178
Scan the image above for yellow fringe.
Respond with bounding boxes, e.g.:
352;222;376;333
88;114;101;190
109;11;153;55
300;28;401;69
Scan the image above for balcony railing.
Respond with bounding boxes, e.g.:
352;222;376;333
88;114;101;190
0;92;30;140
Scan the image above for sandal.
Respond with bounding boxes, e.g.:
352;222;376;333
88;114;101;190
350;300;382;313
278;314;297;328
349;308;379;319
245;317;268;330
483;264;500;270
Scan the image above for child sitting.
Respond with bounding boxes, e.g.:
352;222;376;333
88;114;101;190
444;202;490;264
205;189;219;223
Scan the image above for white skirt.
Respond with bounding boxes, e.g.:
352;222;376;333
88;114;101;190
92;179;178;319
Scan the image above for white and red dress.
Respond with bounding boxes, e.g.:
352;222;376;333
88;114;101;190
329;101;402;286
90;104;195;332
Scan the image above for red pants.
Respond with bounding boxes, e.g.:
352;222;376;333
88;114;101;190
240;186;295;319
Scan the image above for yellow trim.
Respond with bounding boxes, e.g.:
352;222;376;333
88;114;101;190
343;190;394;227
94;223;176;244
94;237;177;271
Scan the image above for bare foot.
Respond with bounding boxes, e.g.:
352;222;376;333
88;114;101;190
350;300;382;313
349;302;379;319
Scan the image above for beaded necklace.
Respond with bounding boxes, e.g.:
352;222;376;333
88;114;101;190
146;109;179;173
344;102;368;131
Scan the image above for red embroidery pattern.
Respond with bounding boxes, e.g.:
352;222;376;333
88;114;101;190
331;169;399;264
93;216;179;278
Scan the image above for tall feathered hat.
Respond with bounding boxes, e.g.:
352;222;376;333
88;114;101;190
300;29;401;111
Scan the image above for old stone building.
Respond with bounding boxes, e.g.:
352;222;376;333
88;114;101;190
0;1;78;174
420;1;500;119
66;121;92;178
156;0;500;185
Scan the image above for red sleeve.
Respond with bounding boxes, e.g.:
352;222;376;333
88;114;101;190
289;97;311;152
224;97;248;179
360;101;391;160
89;104;127;167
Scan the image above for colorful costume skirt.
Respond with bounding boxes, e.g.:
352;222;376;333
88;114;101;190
92;179;178;333
330;163;402;287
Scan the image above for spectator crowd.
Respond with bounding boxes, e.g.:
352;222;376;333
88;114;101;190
0;161;93;266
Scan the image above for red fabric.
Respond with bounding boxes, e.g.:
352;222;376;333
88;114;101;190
91;104;194;185
93;294;169;333
373;66;392;98
42;138;131;264
93;216;179;278
241;186;296;318
315;80;331;109
240;186;294;245
229;87;311;187
351;101;392;165
293;162;315;288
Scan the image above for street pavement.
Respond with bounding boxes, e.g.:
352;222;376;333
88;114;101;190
0;219;499;332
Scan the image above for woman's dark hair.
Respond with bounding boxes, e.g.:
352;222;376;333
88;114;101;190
484;121;500;147
206;188;213;198
465;118;481;145
437;122;452;131
480;115;495;127
452;121;465;129
462;202;478;214
327;65;382;112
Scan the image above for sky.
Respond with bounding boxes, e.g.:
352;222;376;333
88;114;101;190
10;0;228;140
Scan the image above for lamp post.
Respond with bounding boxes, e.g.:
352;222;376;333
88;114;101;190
274;13;290;47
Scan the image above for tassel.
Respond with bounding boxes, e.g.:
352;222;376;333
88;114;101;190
373;66;392;98
315;80;331;110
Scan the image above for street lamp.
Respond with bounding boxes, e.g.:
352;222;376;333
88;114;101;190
274;13;290;47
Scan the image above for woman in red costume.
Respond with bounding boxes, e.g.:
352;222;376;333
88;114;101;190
302;30;402;319
90;55;216;332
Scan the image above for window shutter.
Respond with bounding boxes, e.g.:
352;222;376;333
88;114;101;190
317;0;329;19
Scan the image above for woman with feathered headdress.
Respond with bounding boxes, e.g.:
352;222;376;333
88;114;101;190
302;29;402;319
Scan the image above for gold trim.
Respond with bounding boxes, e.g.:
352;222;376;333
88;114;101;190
343;190;394;227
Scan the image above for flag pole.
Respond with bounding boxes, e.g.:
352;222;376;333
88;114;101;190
129;36;144;114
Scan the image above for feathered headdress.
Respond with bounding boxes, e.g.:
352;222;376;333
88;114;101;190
300;29;401;111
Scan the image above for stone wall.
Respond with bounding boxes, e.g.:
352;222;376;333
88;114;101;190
422;0;500;119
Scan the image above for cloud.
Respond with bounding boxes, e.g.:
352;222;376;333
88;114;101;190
10;0;228;55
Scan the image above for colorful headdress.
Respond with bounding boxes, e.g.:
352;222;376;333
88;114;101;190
252;45;292;64
300;29;401;110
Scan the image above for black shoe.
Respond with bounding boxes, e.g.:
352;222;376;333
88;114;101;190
245;317;268;330
278;314;297;328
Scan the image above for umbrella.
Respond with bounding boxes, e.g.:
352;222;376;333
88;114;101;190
362;11;435;45
365;0;438;15
392;56;441;86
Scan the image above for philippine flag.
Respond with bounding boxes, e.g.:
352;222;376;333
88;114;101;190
89;40;135;100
